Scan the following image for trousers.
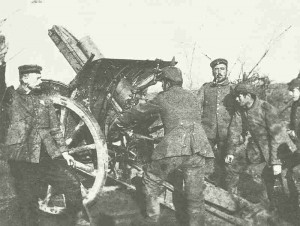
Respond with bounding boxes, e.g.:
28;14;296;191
142;154;206;226
207;137;230;189
8;155;82;226
284;153;300;222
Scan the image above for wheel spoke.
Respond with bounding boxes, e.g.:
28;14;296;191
60;106;68;137
65;120;85;145
74;160;96;177
69;144;96;155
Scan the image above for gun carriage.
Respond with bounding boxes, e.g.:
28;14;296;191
39;55;173;209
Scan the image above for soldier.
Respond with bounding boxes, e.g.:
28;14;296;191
118;66;214;226
2;65;82;226
288;76;300;140
197;58;237;191
286;78;300;221
227;83;296;208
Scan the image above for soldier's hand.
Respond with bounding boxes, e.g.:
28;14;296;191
114;118;123;127
225;155;234;164
288;130;296;139
62;152;76;168
273;164;282;175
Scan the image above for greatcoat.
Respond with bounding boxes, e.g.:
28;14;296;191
3;86;67;163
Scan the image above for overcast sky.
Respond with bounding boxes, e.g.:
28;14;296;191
1;0;300;89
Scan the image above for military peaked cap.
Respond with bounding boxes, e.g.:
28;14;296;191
234;83;256;96
288;78;300;91
210;58;228;69
18;64;42;75
161;66;183;83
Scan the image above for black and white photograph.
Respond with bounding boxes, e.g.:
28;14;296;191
1;0;300;225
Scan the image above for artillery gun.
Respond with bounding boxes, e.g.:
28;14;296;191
0;26;290;225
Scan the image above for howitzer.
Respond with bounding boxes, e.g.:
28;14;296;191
9;25;286;225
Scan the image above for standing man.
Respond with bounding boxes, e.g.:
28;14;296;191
288;76;300;140
118;66;214;226
286;78;300;221
3;65;82;226
227;83;296;207
197;58;237;191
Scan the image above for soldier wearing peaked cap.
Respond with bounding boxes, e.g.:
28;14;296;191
160;66;183;84
118;66;214;226
197;58;238;193
2;64;82;226
210;58;228;70
18;64;43;76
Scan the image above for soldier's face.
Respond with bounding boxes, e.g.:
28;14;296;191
212;64;227;83
235;93;250;108
290;88;300;101
22;73;42;90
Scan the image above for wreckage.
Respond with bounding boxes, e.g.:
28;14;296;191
0;25;294;225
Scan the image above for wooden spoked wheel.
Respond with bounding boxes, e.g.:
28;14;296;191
38;95;108;214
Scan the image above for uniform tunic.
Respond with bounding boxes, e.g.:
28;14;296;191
119;86;214;226
120;86;214;160
197;79;235;141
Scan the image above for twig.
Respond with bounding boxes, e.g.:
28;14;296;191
6;48;25;62
238;62;245;80
201;52;212;61
0;9;22;24
228;57;241;77
188;42;196;89
248;50;269;77
248;25;292;77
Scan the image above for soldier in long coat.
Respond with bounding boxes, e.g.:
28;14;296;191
2;65;82;226
227;83;296;207
197;58;237;191
118;66;214;226
286;78;300;221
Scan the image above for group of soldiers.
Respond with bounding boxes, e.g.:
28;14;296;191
117;58;300;225
2;58;300;226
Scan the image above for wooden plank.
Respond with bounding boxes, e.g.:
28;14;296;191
130;164;258;213
105;173;253;226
